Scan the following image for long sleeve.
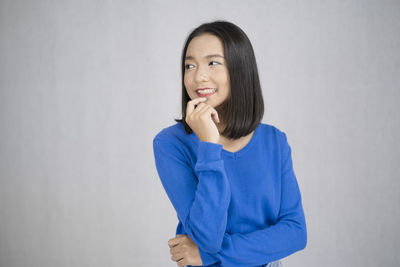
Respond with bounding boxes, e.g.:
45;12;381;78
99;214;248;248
153;135;231;255
199;131;307;266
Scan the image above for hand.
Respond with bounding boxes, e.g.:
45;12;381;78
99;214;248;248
185;97;220;144
168;234;203;267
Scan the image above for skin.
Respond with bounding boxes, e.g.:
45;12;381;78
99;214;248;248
184;33;231;142
169;33;230;266
168;33;255;265
168;235;203;267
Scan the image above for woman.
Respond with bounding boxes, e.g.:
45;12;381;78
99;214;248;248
153;20;307;267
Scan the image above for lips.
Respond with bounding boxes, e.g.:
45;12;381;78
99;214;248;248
196;88;217;97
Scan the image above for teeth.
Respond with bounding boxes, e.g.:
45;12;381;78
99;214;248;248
197;88;216;94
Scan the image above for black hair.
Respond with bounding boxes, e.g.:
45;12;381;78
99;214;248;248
174;20;264;140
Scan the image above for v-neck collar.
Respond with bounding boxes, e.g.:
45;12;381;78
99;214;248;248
190;122;261;160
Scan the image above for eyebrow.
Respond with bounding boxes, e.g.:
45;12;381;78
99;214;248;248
185;54;225;60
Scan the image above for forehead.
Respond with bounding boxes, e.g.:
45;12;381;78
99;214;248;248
186;34;224;58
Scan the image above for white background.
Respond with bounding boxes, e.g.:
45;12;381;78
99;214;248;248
0;0;399;266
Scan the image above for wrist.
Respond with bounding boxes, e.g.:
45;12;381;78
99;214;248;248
199;137;220;144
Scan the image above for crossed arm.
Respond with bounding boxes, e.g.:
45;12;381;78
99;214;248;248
153;131;307;266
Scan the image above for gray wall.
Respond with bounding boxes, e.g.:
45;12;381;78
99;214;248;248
1;0;399;266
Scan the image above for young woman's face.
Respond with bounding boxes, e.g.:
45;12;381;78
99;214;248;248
184;33;230;108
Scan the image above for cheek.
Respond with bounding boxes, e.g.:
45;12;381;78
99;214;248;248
184;76;193;96
184;74;191;88
215;69;229;83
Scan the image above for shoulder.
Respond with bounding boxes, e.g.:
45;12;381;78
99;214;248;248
152;122;195;165
258;122;288;141
258;123;294;167
258;123;293;155
153;122;193;153
153;121;186;142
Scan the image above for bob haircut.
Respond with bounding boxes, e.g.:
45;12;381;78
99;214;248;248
174;20;264;140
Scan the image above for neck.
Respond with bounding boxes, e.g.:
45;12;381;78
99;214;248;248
217;122;232;141
216;121;226;133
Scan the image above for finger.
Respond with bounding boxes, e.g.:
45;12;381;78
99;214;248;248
208;107;220;123
171;252;184;262
191;102;208;115
168;237;180;248
170;244;181;254
201;105;220;124
186;97;207;117
177;257;187;267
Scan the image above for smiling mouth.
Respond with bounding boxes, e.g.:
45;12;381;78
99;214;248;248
196;88;217;97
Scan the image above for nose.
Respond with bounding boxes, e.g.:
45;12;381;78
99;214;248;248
194;66;209;82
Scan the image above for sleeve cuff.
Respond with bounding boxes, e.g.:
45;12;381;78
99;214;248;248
197;141;223;163
198;248;220;266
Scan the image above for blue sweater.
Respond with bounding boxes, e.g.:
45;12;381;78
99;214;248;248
152;122;307;267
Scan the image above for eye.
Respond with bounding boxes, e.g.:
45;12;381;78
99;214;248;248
209;61;220;66
185;64;194;70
